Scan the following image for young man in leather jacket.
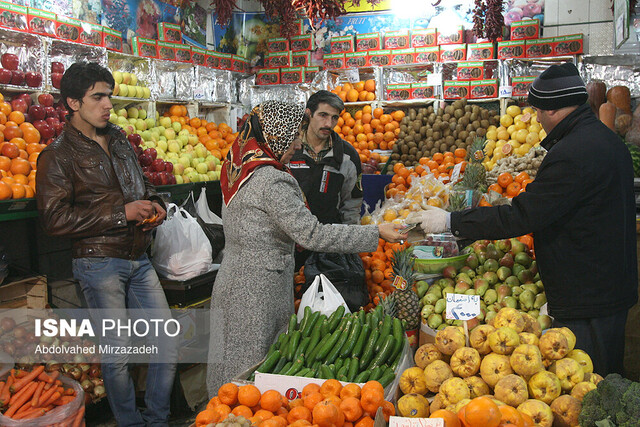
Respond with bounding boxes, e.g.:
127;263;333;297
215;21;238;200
36;62;177;426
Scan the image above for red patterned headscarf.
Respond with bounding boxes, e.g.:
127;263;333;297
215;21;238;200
221;101;305;206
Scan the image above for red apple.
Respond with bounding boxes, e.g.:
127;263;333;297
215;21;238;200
143;148;157;161
142;165;150;173
1;53;19;71
151;158;165;172
58;110;67;122
28;105;45;121
138;153;153;167
134;146;143;157
164;162;173;173
10;98;28;113
54;121;65;136
127;133;142;146
168;174;176;185
51;72;63;89
17;93;32;107
51;61;65;74
38;123;55;139
44;106;56;118
10;70;25;86
38;93;54;107
159;171;171;185
25;71;42;87
0;68;12;84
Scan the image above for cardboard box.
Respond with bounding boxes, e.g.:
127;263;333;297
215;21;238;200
265;51;291;69
280;66;304;84
292;51;311;67
267;37;289;53
157;40;177;61
191;46;207;66
390;48;415;66
256;68;280;85
466;42;495;61
0;276;47;309
103;26;123;52
219;53;233;70
366;49;391;67
206;50;221;68
386;83;411;101
27;7;56;37
469;79;498;99
510;19;539;40
158;21;182;43
79;21;103;46
55;15;81;42
175;44;192;63
253;372;366;399
437;25;464;45
512;75;536;97
345;51;367;68
457;61;484;81
553;34;584;55
411;28;437;48
440;44;466;62
414;46;440;63
384;30;410;49
232;54;248;73
525;37;554;58
443;80;469;99
323;53;345;69
356;32;382;51
304;66;320;83
290;34;313;52
0;1;28;32
497;40;526;59
411;82;435;99
331;35;354;53
132;36;158;58
419;321;437;346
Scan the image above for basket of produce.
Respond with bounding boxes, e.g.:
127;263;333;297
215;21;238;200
413;252;468;274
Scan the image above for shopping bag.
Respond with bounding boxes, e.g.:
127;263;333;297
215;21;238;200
196;187;222;224
303;252;368;312
152;203;214;280
181;191;225;262
296;273;350;322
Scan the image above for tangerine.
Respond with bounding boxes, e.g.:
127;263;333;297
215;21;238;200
260;390;283;412
364;80;375;92
1;143;19;159
195;409;218;426
373;108;383;119
429;409;461;427
10;183;25;199
0;181;11;200
312;400;339;427
464;397;500;427
238;385;261;407
217;383;239;406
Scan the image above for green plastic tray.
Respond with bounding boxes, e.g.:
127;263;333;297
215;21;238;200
413;252;467;274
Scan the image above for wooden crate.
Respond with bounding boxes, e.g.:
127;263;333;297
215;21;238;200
0;275;47;309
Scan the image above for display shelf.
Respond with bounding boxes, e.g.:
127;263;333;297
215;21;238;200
381;98;438;107
111;95;151;103
344;101;377;107
0;198;38;222
0;84;43;93
156;99;191;105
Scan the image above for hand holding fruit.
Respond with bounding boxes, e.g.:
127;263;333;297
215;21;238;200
378;222;409;243
125;199;155;225
406;207;448;234
141;201;166;231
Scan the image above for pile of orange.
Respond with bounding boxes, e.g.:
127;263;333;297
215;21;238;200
359;239;410;309
197;380;394;427
487;171;532;199
331;80;376;103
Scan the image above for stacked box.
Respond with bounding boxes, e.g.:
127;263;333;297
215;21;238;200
265;51;291;68
443;81;469;99
256;69;279;85
158;22;182;43
331;35;354;53
553;34;583;55
497;40;526;59
304;67;320;83
206;50;222;68
457;62;484;81
510;19;540;40
356;32;382;51
437;26;464;45
175;44;191;63
411;28;437;48
232;54;248;72
280;67;304;84
219;53;232;70
79;21;103;46
525;37;554;58
440;44;466;62
469;79;498;99
323;53;345;69
366;50;391;67
390;49;415;66
0;1;28;32
384;31;410;49
345;51;367;68
414;46;440;63
55;15;81;42
132;37;158;58
466;42;495;60
157;40;177;61
267;38;289;52
512;76;536;97
103;26;123;52
292;51;311;67
411;82;435;99
191;46;207;66
27;7;56;37
386;83;411;101
290;34;313;52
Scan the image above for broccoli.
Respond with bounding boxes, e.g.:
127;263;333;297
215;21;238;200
580;388;608;427
579;374;640;427
597;373;631;414
617;381;640;426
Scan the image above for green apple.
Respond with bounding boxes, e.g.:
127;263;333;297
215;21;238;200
183;144;194;153
159;117;172;128
177;135;189;147
178;157;191;168
124;125;135;135
168;141;181;153
164;128;176;140
127;107;139;119
181;175;190;183
138;109;147;120
136;86;144;98
157;125;166;134
145;118;155;129
173;163;185;175
198;174;209;182
128;118;137;125
113;83;120;96
116;108;127;118
144;140;156;149
130;73;138;86
122;72;131;84
207;171;218;181
188;135;199;146
166;153;179;160
117;116;128;127
172;121;181;133
205;155;221;166
186;171;200;182
142;87;151;99
150;131;160;142
196;162;209;174
215;164;222;171
155;111;159;120
191;158;202;168
158;136;167;143
175;174;184;184
119;84;129;97
195;144;208;159
141;130;152;141
178;129;190;137
157;140;168;152
113;70;123;84
109;113;118;123
135;119;147;131
155;147;165;158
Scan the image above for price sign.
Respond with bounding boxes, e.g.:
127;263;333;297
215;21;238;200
389;416;444;427
449;162;463;184
499;85;513;98
445;293;480;320
427;73;442;87
193;86;206;100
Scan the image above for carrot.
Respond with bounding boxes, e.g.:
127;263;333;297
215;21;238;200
9;378;34;405
37;371;54;383
31;380;46;407
14;399;35;416
11;369;27;378
72;405;85;427
10;365;44;393
4;382;37;418
36;382;58;407
53;395;76;405
0;375;14;407
55;379;62;386
16;407;47;420
49;371;60;381
41;391;61;407
64;388;76;396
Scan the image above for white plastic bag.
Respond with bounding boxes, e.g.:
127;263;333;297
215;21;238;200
152;203;214;281
196;187;222;225
296;274;351;322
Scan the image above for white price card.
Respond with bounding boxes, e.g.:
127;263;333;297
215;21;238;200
445;293;480;320
389;416;444;427
449;162;463;184
193;86;206;100
427;73;442;87
499;85;513;98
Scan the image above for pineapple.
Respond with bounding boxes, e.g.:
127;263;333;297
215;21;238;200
446;191;467;213
457;137;488;193
388;248;421;330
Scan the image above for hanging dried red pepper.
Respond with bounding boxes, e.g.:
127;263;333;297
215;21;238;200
260;0;300;38
484;0;504;42
472;0;486;39
291;0;347;28
210;0;237;27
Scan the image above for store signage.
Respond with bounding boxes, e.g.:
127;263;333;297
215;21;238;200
445;293;480;321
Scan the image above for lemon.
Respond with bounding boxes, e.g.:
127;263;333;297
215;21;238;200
497;129;510;141
486;129;498;140
487;125;497;132
525;132;539;145
507;124;517;135
506;105;522;118
528;124;541;133
523;107;534;115
539;129;547;140
515;129;529;143
520;143;533;153
509;139;521;149
514;120;527;131
500;114;514;127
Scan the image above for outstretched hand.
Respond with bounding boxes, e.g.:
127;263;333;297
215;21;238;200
378;223;409;243
405;206;448;234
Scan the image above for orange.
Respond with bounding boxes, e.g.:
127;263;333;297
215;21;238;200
498;405;524;427
302;383;321;399
355;81;365;92
505;181;521;198
195;409;219;426
454;148;467;158
190;117;202;128
7;111;24;125
0;102;11;116
270;415;287;427
514;171;530;184
287;406;313;424
380;401;395;422
497;172;513;189
464;397;501;427
362;105;372;114
260;390;283;412
312;400;340;427
488;183;503;194
10;158;30;176
218;383;238;406
232;405;253;418
360;383;384;414
10;183;25;199
355;416;374;427
1;143;19;160
346;89;359;102
365;92;375;101
254;409;275;421
169;105;182;116
0;155;11;171
358;91;368;101
10;137;26;150
429;409;461;427
373;108;383;119
0;181;11;200
289;420;312;427
339;384;361;400
12;173;27;185
238;384;261;407
340;397;363;422
3;126;22;140
391;110;404;121
303;391;324;412
364;80;375;92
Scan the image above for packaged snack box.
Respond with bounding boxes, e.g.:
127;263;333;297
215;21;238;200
304;66;320;83
158;22;182;43
191;46;207;66
0;1;28;32
440;44;466;62
384;30;410;49
356;32;382;51
292;51;311;67
411;28;437;48
157;40;176;61
55;15;81;42
386;83;412;101
497;40;526;59
265;51;291;68
457;62;485;81
510;19;539;40
280;67;304;84
79;21;103;47
323;53;345;69
411;82;435;99
206;50;221;68
267;38;289;53
290;34;313;52
331;35;354;53
469;79;498;99
553;34;583;55
366;50;391;67
219;53;233;70
27;7;56;37
132;36;158;59
466;42;495;60
512;76;536;97
345;51;367;68
525;37;554;58
175;44;191;63
256;68;280;85
103;26;123;52
443;80;469;99
390;48;415;66
232;54;248;72
414;46;440;63
437;25;464;45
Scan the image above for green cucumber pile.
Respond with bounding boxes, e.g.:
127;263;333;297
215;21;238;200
249;305;405;387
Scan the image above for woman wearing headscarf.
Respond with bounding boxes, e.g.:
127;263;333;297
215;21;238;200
207;101;406;394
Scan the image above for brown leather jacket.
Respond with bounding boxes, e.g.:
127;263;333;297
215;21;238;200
36;123;163;260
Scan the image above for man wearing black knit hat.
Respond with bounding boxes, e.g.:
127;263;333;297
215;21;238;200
407;63;638;376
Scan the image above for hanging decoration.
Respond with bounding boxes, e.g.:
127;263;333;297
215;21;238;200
471;0;504;42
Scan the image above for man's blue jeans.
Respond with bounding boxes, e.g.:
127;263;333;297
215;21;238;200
73;254;177;427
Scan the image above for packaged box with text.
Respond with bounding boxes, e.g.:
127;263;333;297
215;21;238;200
55;15;81;42
386;83;411;101
457;61;484;81
437;25;464;45
356;32;382;51
292;51;311;67
411;82;435;99
366;49;391;67
267;37;289;53
79;21;103;47
280;67;304;84
390;48;415;66
414;46;440;63
132;36;158;58
191;46;207;66
205;50;221;68
440;44;466;62
304;66;320;83
497;40;526;59
158;22;182;43
175;44;192;63
290;34;313;52
0;1;27;32
510;19;539;40
232;54;248;73
102;26;123;52
469;79;498;99
384;30;410;49
525;37;554;58
345;51;368;68
323;53;345;69
553;34;583;55
331;34;354;53
265;51;291;68
27;7;56;37
256;69;280;85
411;28;437;48
512;75;536;97
443;80;469;99
219;53;233;70
157;40;176;61
466;42;495;60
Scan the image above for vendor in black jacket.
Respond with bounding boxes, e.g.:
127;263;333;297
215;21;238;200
409;63;638;376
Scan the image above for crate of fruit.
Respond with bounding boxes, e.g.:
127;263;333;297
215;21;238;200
0;276;47;309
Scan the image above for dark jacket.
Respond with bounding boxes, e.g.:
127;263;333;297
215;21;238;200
36;123;163;260
451;104;638;319
289;130;363;225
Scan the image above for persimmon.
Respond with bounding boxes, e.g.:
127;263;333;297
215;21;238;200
232;405;254;418
429;409;461;427
195;409;219;426
497;172;513;189
260;390;283;412
288;406;312;424
303;392;324;412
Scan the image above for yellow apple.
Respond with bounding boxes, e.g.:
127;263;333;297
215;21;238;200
450;347;482;378
510;343;544;377
550;395;582;427
527;371;561;404
435;326;466;355
494;374;529;407
424;360;454;393
493;307;525;333
517;399;553;427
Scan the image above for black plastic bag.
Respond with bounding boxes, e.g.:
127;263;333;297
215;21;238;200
303;252;368;312
182;193;225;261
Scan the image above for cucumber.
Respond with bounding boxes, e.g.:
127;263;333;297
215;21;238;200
288;313;298;335
295;368;311;377
305;328;322;359
354;370;370;383
315;320;346;361
277;332;288;350
378;371;395;388
268;342;277;354
328;364;336;377
351;324;370;358
337;365;348;381
339;319;362;358
307;333;331;365
256;349;281;374
294;336;311;360
392;317;404;344
369;366;382;381
301;310;320;337
286;330;301;361
326;319;352;364
278;361;292;375
284;356;305;376
320;318;331;336
334;357;344;373
368;335;396;370
341;358;350;377
272;356;288;374
298;306;312;332
320;364;334;379
312;360;321;371
359;328;379;368
375;316;392;351
327;305;346;333
356;310;366;325
390;346;404;371
347;357;359;382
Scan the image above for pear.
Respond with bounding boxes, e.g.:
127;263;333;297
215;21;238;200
519;289;536;311
517;269;534;284
502;296;518;309
465;252;479;269
496;283;512;302
534;293;547;309
496;266;512;281
483;271;498;286
473;278;489;297
496;238;512;253
486;243;499;260
483;288;498;305
514;252;532;268
499;252;515;268
460;266;475;278
505;275;520;287
422;293;439;306
510;238;526;254
484;258;499;272
428;313;443;329
421;304;435;319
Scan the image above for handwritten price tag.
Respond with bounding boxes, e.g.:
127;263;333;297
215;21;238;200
389;416;444;427
499;85;513;98
445;293;480;320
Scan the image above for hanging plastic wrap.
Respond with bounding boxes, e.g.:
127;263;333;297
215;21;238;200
107;52;155;98
154;59;195;100
175;63;195;100
238;75;309;108
216;70;235;103
193;65;216;102
0;28;45;90
500;57;574;87
581;56;640;97
46;38;107;91
153;59;176;99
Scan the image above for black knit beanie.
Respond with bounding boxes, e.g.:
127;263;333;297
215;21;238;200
527;63;588;111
